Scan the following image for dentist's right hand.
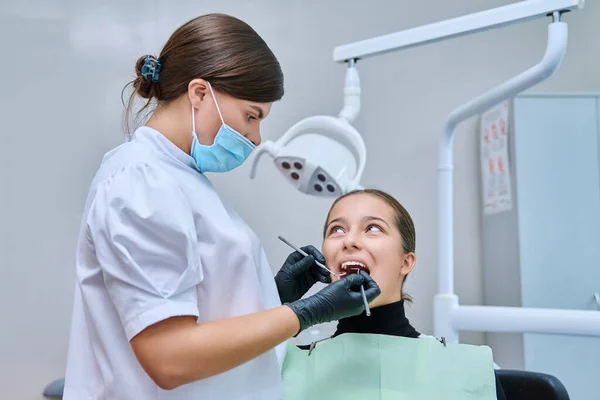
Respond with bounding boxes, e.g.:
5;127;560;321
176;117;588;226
285;271;380;334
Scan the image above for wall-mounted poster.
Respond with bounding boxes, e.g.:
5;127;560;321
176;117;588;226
480;101;513;215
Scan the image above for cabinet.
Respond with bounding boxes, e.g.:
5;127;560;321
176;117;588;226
481;94;600;400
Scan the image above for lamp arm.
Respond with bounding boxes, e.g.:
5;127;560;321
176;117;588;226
437;18;567;299
338;60;361;124
249;141;280;179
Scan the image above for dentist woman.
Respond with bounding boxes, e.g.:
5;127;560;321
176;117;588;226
63;13;379;400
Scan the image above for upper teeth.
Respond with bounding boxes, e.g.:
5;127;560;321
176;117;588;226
341;261;366;270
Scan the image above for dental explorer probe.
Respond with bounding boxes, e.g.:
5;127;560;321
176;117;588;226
278;236;343;276
355;269;372;317
277;235;371;316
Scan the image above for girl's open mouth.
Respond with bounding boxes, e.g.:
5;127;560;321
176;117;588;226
339;261;370;278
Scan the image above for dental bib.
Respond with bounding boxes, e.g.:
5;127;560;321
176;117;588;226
281;333;496;400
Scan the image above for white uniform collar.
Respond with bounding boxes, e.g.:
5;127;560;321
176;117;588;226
132;125;199;171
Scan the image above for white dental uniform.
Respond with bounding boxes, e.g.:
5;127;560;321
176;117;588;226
64;126;286;400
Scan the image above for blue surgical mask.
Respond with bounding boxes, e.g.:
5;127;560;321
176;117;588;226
190;82;256;173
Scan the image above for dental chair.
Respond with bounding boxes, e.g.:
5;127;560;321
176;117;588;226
43;378;64;399
496;370;570;400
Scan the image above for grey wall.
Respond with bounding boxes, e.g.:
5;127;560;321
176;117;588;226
1;1;600;398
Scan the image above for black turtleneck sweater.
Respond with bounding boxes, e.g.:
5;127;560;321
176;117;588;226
297;299;507;400
332;299;420;339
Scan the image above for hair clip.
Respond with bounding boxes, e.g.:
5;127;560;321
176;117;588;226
141;55;162;82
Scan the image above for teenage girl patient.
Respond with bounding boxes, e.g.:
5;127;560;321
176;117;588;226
320;189;419;338
313;188;507;400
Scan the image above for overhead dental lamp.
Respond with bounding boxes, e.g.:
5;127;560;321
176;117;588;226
249;60;366;197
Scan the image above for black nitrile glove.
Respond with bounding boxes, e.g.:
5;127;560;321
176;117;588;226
275;245;331;304
286;271;381;334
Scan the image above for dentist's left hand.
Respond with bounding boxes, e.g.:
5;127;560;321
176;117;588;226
275;245;332;304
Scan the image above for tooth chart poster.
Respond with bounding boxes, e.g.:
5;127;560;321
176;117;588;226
480;101;513;215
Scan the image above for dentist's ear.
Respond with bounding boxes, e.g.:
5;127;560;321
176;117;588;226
187;79;210;108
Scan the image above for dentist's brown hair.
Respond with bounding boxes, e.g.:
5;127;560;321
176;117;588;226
124;13;284;136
